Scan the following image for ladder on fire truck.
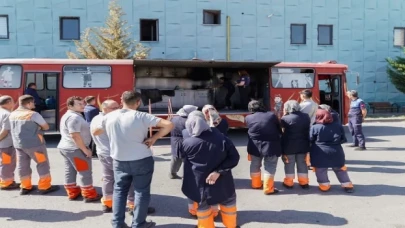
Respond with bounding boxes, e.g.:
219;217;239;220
148;97;173;139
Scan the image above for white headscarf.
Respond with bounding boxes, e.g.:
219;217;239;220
185;112;211;137
177;105;198;117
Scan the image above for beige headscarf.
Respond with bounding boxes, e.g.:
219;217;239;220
202;105;222;127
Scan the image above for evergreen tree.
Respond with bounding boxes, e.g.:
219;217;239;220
386;51;405;93
67;0;150;59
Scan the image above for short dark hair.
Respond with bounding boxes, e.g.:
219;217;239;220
299;89;312;98
27;83;36;88
67;96;83;107
85;96;95;104
349;90;358;98
0;96;12;106
121;91;141;106
19;95;34;106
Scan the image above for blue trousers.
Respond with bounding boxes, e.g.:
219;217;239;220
348;117;365;148
111;156;154;228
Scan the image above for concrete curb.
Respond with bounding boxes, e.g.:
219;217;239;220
364;118;405;123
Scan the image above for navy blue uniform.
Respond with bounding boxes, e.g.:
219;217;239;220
181;128;240;205
245;111;282;157
238;75;251;110
280;111;311;155
347;98;366;148
84;105;99;123
216;119;229;136
310;122;348;168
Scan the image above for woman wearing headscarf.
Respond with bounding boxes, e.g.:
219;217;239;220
245;100;282;195
310;109;354;193
169;105;198;179
280;100;311;189
202;104;229;136
318;104;340;124
181;114;240;228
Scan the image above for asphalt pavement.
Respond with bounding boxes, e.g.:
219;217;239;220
1;122;405;228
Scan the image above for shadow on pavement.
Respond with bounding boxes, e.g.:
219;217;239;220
0;208;102;222
233;179;405;197
12;185;103;198
238;210;348;226
155;225;195;228
347;166;405;174
360;126;405;137
345;160;405;166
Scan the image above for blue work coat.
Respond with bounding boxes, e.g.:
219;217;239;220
310;122;348;168
245;111;282;157
181;128;240;205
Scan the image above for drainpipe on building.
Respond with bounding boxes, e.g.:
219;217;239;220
226;16;231;61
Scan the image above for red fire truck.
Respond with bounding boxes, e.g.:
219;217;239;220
0;59;349;134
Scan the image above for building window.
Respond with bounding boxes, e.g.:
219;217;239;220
0;15;9;39
63;65;111;88
140;19;158;42
291;24;306;44
394;28;405;46
60;17;80;40
318;25;333;45
203;10;221;25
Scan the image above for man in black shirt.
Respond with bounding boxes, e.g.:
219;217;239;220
220;77;235;110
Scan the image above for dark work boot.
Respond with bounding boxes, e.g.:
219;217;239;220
128;207;156;216
344;187;354;193
20;188;34;195
84;194;102;203
169;173;182;179
39;185;60;195
300;184;310;189
0;182;20;190
102;205;112;213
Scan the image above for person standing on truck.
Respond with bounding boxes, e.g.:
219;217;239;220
169;104;198;180
84;96;100;157
347;90;367;151
93;91;173;228
9;95;59;195
24;83;43;113
0;96;19;190
219;77;235;110
235;70;251;110
299;89;318;170
245;100;282;195
57;96;102;202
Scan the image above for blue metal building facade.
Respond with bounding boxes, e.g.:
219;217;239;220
1;0;405;103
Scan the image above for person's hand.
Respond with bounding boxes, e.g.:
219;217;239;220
83;148;92;158
206;172;220;185
144;137;157;148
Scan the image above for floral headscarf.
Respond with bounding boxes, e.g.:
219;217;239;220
202;105;222;127
315;109;333;124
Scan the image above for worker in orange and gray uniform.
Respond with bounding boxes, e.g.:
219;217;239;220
9;95;59;195
245;100;282;195
57;96;101;202
0;96;19;190
91;99;135;213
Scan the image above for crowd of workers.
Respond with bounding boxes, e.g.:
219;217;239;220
0;88;367;228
